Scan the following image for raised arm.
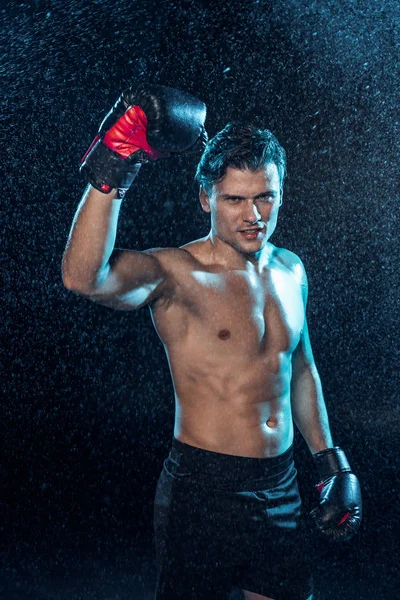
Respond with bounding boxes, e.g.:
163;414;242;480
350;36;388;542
62;182;172;310
62;82;207;310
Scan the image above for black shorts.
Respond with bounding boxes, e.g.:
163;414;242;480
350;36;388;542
153;438;314;600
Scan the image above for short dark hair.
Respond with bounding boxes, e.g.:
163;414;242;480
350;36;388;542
195;122;287;193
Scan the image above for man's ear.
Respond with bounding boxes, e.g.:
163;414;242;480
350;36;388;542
199;186;211;213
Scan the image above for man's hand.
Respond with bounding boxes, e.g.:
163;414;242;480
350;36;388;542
309;447;362;541
80;83;208;196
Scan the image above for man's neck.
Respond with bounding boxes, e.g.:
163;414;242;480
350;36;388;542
205;232;273;271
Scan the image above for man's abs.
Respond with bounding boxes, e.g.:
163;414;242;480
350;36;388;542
174;400;294;458
170;350;295;458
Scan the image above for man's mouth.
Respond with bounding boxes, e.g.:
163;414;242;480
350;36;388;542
239;227;264;239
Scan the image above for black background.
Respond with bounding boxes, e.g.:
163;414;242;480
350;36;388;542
1;0;399;598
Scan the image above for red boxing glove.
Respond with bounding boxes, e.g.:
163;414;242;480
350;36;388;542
80;83;207;196
82;105;163;164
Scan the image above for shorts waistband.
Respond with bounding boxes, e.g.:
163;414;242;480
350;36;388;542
168;437;294;484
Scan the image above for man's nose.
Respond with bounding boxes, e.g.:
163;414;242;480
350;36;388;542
242;201;262;223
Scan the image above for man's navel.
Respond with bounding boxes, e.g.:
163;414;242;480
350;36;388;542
218;329;231;341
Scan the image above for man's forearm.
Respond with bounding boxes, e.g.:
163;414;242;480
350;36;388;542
290;365;334;455
62;184;122;291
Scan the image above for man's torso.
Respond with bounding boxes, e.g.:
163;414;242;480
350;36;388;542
148;239;305;458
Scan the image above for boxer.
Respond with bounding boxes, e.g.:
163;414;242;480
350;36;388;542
62;83;362;600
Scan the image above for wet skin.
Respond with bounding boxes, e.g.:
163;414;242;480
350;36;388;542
146;165;307;458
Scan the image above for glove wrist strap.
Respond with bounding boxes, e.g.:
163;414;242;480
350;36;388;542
313;447;351;482
80;140;144;194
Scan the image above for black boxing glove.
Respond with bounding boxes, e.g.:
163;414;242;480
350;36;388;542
309;447;362;542
80;83;207;196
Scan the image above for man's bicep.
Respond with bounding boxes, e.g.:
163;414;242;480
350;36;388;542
291;254;316;377
291;317;316;379
86;247;173;310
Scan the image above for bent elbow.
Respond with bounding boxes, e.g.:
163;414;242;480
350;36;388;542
62;273;93;295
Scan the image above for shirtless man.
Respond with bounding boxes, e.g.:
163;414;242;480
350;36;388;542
62;84;362;600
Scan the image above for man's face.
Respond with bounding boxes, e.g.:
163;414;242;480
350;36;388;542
200;164;282;256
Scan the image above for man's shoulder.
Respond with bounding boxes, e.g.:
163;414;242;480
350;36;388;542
275;246;307;287
145;245;193;260
144;242;201;273
275;246;305;271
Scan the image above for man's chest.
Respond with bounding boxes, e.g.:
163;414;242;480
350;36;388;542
164;263;305;355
